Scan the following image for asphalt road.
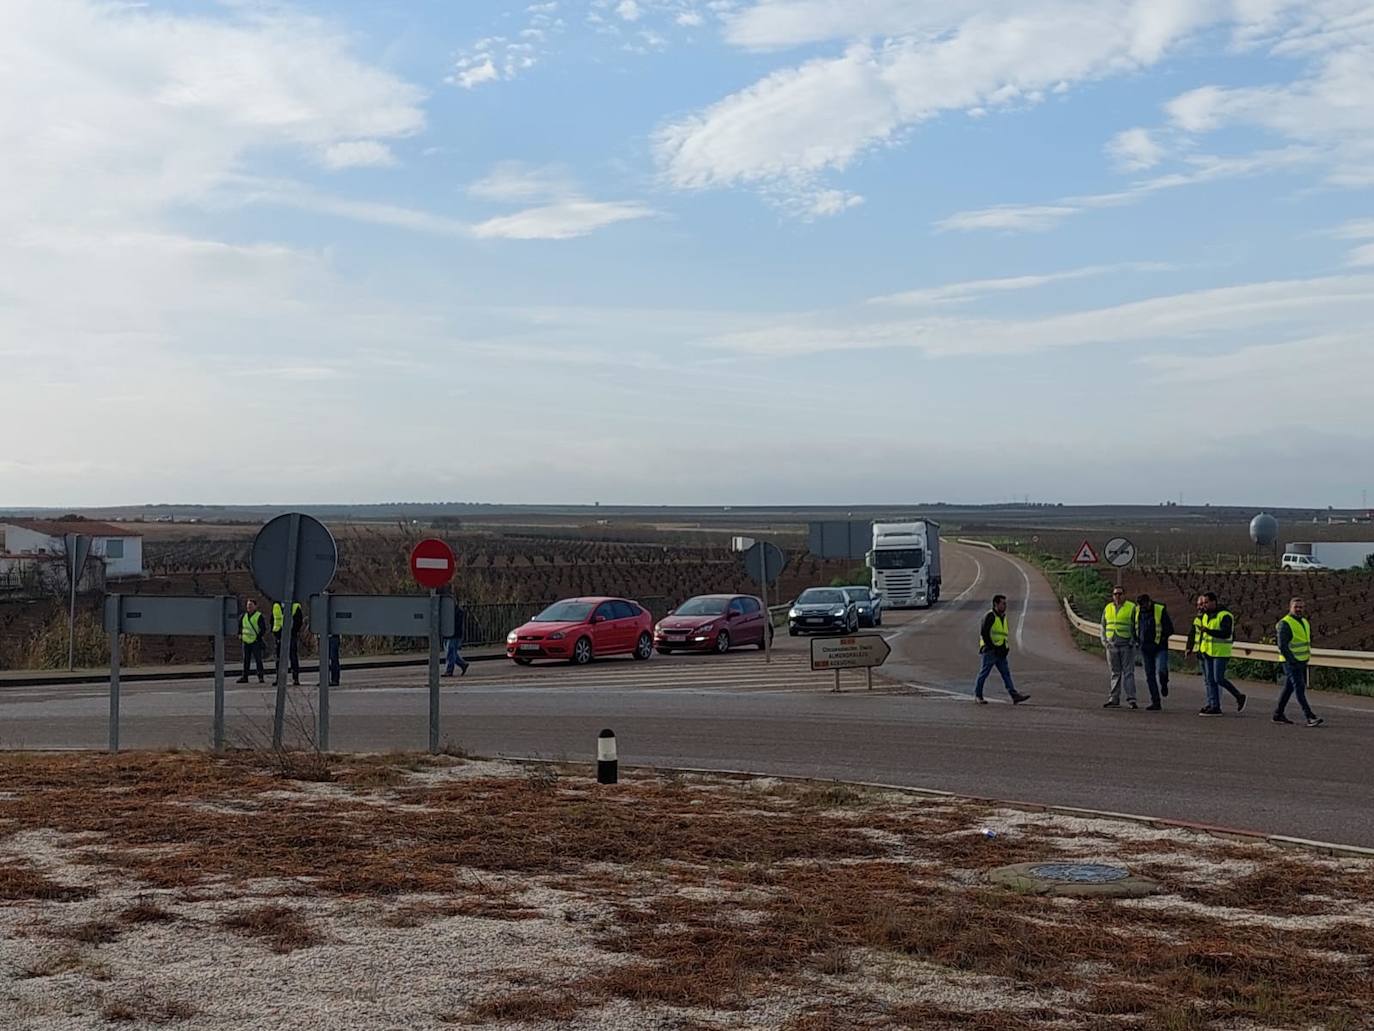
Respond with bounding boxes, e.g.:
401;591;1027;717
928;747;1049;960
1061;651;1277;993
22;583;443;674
4;543;1372;847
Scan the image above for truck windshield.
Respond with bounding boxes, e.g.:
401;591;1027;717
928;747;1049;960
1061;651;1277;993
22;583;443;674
873;549;924;570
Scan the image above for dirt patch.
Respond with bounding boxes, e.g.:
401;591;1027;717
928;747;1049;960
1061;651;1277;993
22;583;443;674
1;752;1372;1030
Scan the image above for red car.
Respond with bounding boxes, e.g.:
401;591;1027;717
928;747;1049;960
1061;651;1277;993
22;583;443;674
654;594;772;654
507;597;654;665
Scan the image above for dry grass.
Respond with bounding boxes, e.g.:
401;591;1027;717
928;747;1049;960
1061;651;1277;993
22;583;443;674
98;989;198;1024
2;751;1373;1030
218;903;326;953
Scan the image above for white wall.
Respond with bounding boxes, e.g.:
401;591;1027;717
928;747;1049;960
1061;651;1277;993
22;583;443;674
0;526;143;578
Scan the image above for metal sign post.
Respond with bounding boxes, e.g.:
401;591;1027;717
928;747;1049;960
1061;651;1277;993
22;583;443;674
317;592;331;752
65;533;92;672
104;595;238;753
309;594;455;753
743;542;785;665
810;634;892;694
251;514;338;750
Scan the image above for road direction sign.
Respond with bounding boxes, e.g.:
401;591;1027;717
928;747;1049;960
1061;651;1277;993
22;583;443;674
1073;540;1099;565
410;538;456;590
1105;537;1136;568
810;633;892;671
251;514;338;602
743;542;785;585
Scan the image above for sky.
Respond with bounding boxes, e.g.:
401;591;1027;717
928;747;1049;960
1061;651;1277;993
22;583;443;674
1;0;1372;509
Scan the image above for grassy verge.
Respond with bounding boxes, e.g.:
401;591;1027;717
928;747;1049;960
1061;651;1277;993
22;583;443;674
2;752;1374;1030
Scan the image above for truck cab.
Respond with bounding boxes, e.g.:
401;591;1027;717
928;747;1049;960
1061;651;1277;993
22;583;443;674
869;520;942;609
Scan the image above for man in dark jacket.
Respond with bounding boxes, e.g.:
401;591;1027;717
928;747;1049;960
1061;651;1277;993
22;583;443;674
1136;593;1174;711
973;594;1030;705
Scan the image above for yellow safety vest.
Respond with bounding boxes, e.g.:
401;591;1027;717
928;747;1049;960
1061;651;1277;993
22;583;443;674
1204;610;1234;659
982;612;1009;649
1104;601;1137;642
272;602;302;633
241;612;262;644
1279;614;1311;663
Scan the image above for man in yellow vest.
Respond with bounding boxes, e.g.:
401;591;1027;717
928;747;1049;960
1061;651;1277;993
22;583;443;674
973;594;1030;705
1186;592;1247;716
1274;597;1323;727
237;598;267;684
1100;587;1139;709
272;600;304;686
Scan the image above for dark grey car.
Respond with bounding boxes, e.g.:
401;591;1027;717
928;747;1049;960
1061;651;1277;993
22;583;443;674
842;585;883;627
787;587;860;636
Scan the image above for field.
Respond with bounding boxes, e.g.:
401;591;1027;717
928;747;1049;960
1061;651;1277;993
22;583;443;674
0;522;850;671
3;751;1373;1030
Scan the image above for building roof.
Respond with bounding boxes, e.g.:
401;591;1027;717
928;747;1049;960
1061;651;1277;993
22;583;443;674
2;518;142;539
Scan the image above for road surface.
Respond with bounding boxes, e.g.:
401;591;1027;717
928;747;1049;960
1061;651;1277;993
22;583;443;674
3;544;1371;847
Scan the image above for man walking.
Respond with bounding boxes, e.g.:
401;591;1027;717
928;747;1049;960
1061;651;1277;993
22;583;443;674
1274;597;1323;727
237;598;267;684
1187;592;1247;716
974;594;1030;705
272;600;304;686
1136;593;1173;711
442;598;470;678
1101;587;1139;709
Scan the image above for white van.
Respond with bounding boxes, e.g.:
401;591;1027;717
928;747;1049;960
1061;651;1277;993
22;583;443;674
1281;554;1326;571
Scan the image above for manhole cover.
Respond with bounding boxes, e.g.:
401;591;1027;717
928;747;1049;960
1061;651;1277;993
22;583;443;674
1027;863;1131;884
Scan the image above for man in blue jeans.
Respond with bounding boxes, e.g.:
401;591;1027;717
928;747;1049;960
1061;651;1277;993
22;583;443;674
1274;597;1323;727
974;594;1030;705
442;600;469;678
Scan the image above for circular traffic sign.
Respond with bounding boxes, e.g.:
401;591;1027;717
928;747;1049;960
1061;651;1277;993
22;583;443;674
251;514;338;601
743;541;785;585
410;538;456;590
1104;536;1136;568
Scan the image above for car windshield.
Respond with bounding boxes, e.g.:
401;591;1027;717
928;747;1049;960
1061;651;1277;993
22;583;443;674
532;600;595;622
799;589;845;604
675;597;728;616
872;548;924;570
844;587;871;601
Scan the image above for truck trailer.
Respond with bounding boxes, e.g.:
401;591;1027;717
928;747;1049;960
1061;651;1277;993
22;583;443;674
870;520;942;608
1282;541;1374;570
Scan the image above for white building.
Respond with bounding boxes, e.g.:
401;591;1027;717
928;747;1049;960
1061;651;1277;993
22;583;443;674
0;519;144;579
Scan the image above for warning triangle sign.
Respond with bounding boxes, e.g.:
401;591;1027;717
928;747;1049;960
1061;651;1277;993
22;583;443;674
1073;540;1099;565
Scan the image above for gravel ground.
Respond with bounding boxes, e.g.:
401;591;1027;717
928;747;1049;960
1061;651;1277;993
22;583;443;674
2;753;1372;1030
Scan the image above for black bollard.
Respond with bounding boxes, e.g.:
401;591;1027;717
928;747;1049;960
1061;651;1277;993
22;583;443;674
597;728;618;785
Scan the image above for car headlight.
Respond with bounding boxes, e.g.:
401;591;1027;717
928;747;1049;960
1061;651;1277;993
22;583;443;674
832;608;846;617
789;608;800;618
506;631;519;643
698;623;714;633
548;632;565;640
654;622;664;632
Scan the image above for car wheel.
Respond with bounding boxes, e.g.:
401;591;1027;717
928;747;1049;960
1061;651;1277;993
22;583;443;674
757;627;773;650
632;632;653;661
513;657;534;666
714;630;731;654
788;628;798;637
571;637;594;665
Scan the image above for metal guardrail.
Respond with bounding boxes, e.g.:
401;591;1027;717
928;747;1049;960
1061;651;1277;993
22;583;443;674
956;538;998;550
1060;599;1374;673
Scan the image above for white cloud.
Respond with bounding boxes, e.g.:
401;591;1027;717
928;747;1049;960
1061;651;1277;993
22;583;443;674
677;11;705;27
937;147;1316;233
617;0;643;21
656;2;1224;212
867;265;1162;306
320;140;398;170
453;56;500;89
472;200;655;240
1107;127;1166;171
468;162;577;202
703;273;1374;357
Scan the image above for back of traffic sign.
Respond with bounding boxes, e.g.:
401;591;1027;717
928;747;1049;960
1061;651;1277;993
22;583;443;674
251;513;338;602
743;541;785;585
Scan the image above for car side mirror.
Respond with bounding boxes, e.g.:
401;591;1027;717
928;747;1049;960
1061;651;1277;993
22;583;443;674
591;615;604;624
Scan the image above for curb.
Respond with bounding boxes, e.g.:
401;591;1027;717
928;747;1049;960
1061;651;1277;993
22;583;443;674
505;756;1374;860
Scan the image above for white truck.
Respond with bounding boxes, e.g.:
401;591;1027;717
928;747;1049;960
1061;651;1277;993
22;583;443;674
870;520;942;609
1282;542;1374;570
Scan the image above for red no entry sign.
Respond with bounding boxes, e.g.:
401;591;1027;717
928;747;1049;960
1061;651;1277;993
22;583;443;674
409;538;456;590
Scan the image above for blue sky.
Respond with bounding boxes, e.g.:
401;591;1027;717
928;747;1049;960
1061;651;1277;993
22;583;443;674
2;0;1371;508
